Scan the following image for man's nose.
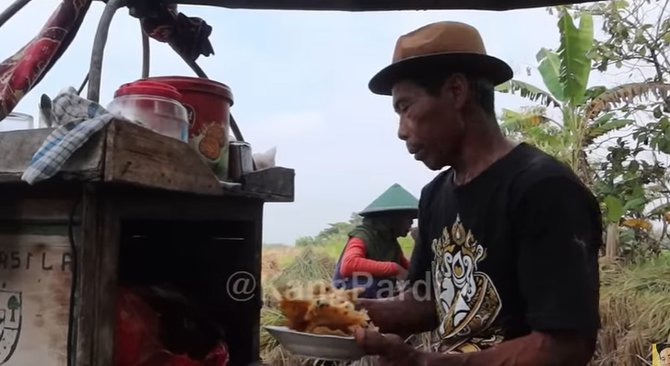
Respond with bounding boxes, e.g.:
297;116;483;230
397;117;409;141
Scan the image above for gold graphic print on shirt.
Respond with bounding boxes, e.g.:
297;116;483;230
431;215;503;352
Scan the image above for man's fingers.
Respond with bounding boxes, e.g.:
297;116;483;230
354;328;405;356
355;298;373;311
354;328;385;355
354;327;378;354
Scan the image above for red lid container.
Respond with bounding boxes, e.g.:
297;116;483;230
146;76;234;180
114;80;183;101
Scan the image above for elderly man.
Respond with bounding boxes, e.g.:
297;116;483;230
353;21;602;366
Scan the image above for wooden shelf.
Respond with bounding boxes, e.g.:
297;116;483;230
0;119;294;202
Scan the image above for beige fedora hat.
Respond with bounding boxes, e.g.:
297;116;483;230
369;21;513;95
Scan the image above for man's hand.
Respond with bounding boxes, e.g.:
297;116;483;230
354;327;436;366
354;288;438;337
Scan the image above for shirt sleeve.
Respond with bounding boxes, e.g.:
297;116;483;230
512;176;602;337
339;237;400;277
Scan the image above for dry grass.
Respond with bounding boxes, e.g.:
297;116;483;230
261;246;670;366
263;245;300;282
591;254;670;365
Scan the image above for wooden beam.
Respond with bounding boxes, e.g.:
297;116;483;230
109;187;262;221
103;120;295;201
103;120;222;196
0;128;104;183
0;120;295;201
0;184;83;222
75;185;120;366
241;167;295;203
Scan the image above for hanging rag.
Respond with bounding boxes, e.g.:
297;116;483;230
130;3;215;62
21;87;115;185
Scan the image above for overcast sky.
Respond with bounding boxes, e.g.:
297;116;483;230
2;1;614;244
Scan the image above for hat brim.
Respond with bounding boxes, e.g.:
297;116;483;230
368;52;513;96
359;207;418;218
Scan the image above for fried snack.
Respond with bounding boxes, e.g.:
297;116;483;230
309;326;349;337
279;298;312;331
277;284;313;331
277;280;373;336
305;300;369;333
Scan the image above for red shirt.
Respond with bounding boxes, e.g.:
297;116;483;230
338;237;410;277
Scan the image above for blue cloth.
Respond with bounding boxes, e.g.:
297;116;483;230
21;87;116;185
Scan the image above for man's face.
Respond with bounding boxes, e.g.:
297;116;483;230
391;76;467;170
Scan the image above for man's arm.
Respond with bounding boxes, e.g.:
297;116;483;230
358;287;438;337
424;331;596;366
355;328;595;366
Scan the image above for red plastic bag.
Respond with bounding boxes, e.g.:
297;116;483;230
116;288;162;366
138;351;201;366
137;344;229;366
115;288;229;366
203;343;230;366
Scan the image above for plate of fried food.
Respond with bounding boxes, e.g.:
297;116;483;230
264;281;375;361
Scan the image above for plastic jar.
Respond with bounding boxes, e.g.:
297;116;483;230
0;112;34;132
147;76;234;180
107;81;189;142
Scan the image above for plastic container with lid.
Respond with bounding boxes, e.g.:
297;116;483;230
107;80;189;142
146;76;234;180
0;112;34;132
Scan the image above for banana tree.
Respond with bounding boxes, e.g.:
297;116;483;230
499;8;670;172
497;6;670;258
499;106;569;161
499;8;628;182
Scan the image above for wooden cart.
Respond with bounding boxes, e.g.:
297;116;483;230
0;119;294;366
0;0;591;365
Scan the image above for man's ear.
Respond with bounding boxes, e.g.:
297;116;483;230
441;73;469;110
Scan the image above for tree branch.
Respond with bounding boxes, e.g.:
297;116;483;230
590;131;639;150
658;0;669;36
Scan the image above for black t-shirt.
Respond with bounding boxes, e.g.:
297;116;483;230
407;143;602;352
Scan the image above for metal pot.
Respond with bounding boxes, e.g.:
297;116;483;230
228;141;253;181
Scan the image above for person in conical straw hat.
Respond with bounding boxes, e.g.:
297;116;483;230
332;183;418;299
658;343;670;366
352;21;602;365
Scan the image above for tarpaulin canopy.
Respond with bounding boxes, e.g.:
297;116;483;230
164;0;595;11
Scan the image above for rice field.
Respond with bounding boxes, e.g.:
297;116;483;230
259;244;670;366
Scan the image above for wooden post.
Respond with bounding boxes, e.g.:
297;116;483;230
605;223;619;260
